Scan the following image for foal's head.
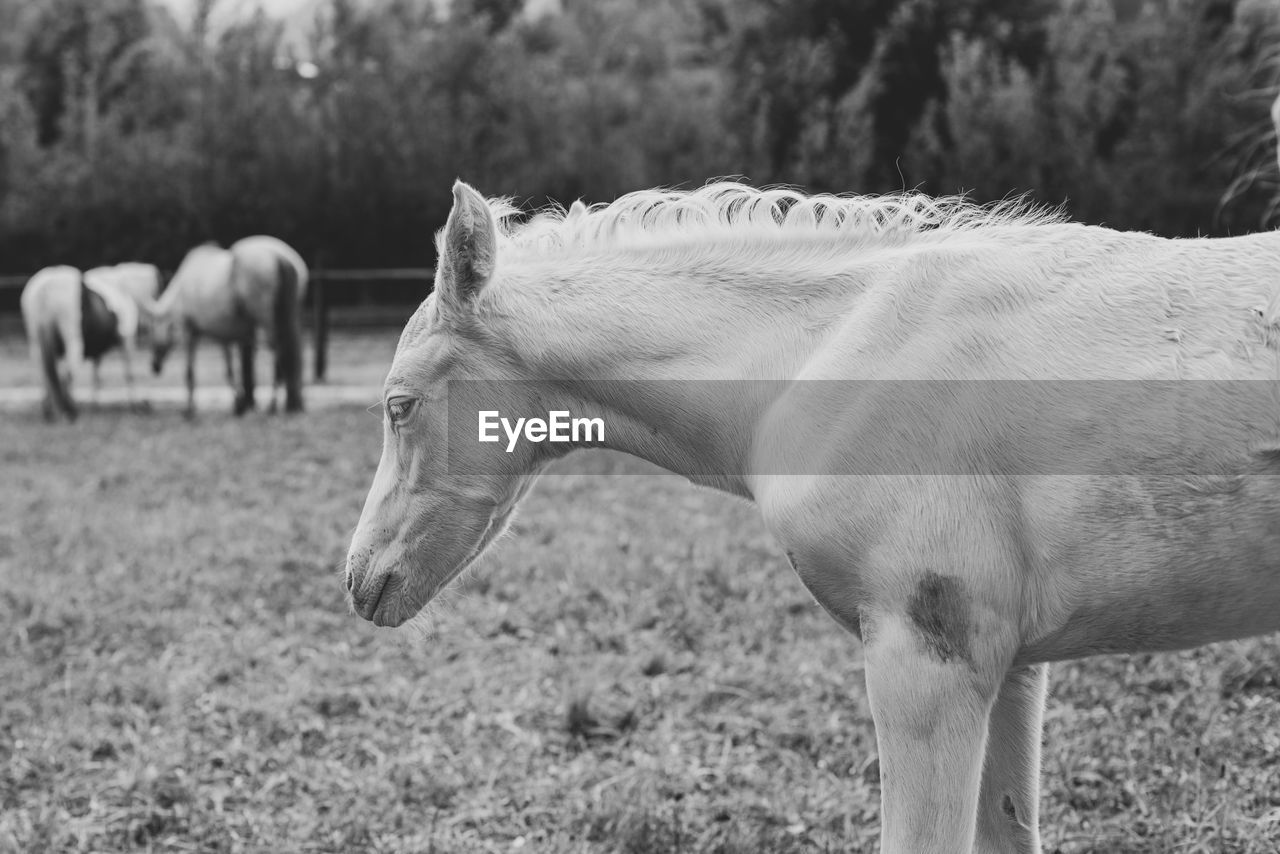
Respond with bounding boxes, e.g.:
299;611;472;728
346;181;555;627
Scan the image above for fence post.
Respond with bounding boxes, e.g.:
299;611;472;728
312;259;328;382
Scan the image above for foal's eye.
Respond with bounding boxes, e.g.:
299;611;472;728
386;397;416;423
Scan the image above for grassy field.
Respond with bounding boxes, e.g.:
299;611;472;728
3;337;1280;852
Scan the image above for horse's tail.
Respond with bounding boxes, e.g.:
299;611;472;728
273;253;304;413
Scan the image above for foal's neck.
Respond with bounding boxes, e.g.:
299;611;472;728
493;253;847;497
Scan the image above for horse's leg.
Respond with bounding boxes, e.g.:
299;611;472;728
975;664;1047;854
91;359;101;408
223;342;239;413
269;338;280;415
863;610;1006;854
235;336;256;416
223;343;235;389
32;341;55;422
120;338;145;412
280;310;303;414
54;361;76;420
27;330;52;421
184;330;199;419
57;320;83;421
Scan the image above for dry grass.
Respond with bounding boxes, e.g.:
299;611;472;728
2;351;1280;852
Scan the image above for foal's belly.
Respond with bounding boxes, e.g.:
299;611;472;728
1017;475;1280;663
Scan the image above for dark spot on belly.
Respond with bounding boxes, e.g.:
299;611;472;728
907;572;971;663
785;551;798;571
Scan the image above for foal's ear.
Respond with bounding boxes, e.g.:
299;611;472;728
567;200;588;221
438;179;497;308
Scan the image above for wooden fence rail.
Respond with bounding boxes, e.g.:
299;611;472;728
0;267;434;382
307;267;433;381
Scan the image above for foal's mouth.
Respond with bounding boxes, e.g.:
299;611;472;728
353;571;401;626
350;511;512;628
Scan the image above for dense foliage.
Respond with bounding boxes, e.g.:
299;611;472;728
1;0;1279;272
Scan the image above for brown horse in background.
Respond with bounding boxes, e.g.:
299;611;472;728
150;236;308;416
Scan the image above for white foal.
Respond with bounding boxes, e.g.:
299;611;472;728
347;180;1280;853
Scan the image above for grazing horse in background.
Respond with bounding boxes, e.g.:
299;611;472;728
151;236;307;416
347;180;1280;854
20;265;146;420
85;262;162;338
84;262;163;397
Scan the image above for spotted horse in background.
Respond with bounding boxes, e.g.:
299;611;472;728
20;264;151;421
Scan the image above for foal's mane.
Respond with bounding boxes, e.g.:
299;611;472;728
490;182;1065;261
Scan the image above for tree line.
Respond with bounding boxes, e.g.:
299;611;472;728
1;0;1278;276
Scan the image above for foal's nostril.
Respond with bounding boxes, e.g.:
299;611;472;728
345;569;355;592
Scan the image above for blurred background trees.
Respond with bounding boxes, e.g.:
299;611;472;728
1;0;1279;272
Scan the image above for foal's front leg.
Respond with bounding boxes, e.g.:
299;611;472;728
864;609;1010;854
976;664;1047;854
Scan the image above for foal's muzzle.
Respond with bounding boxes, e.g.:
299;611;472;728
346;548;409;627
